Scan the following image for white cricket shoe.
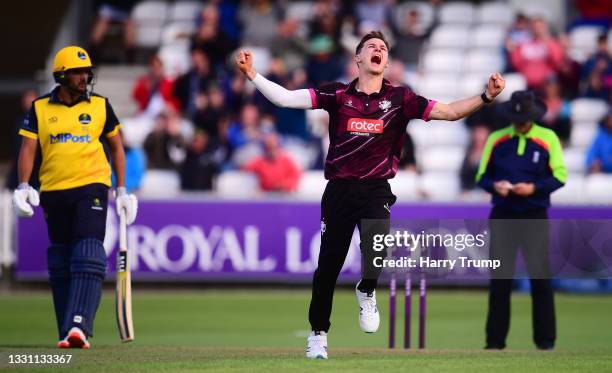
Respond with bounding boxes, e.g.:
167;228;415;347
306;331;328;359
356;283;380;333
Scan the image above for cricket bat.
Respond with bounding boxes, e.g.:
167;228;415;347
116;208;134;342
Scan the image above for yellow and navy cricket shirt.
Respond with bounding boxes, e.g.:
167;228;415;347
19;86;122;192
476;123;567;212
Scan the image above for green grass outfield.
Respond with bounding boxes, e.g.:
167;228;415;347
1;289;611;372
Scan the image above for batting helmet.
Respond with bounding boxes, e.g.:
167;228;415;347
52;46;94;85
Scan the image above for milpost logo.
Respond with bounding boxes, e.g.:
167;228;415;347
347;118;384;136
50;133;91;144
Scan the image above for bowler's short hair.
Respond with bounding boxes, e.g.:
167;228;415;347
355;31;389;54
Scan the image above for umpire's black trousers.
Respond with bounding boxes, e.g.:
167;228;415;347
486;206;556;349
309;179;396;332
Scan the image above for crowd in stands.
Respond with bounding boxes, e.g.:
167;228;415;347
7;1;612;200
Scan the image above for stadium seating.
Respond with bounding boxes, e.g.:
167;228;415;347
394;2;435;33
161;22;196;47
216;172;260;198
168;1;202;23
420;172;461;201
420;146;465;172
569;25;607;63
132;1;169;49
388;171;420;200
563;147;587;174
158;44;191;77
585;174;612;204
295;171;327;200
571;125;599;149
459;73;489;97
476;2;515;26
422;49;464;74
429;26;471;49
416;74;459;101
140;169;181;197
286;1;314;22
469;25;507;49
551;173;586;204
88;0;608;205
464;49;505;75
495;73;527;102
438;2;475;25
571;99;609;124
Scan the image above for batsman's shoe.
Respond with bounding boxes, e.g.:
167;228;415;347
57;338;70;348
66;327;90;349
356;284;380;333
306;331;328;359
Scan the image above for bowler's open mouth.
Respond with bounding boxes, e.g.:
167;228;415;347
371;55;382;65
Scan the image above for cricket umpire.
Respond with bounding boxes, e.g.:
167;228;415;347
476;91;567;350
12;46;138;349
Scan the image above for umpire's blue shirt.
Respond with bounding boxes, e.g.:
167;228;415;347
476;123;567;213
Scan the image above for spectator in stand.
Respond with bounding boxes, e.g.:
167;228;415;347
460;125;490;191
7;89;40;190
111;133;146;193
243;131;302;192
339;59;360;84
306;35;344;86
582;34;612;79
556;33;581;99
509;17;563;91
143;108;193;170
398;134;417;173
192;3;235;74
386;60;408;87
132;54;176;114
89;0;138;63
355;0;393;30
193;84;228;139
582;57;612;100
393;9;429;71
174;48;216;119
259;59;310;140
222;63;249;113
466;101;506;132
541;77;571;144
271;18;309;72
226;103;264;151
238;0;281;47
309;1;342;47
581;34;612;100
586;111;612;174
506;13;532;48
180;130;226;190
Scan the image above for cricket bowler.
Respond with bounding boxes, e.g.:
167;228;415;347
12;46;138;349
236;30;505;359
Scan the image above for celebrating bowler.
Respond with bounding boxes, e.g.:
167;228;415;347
236;30;505;359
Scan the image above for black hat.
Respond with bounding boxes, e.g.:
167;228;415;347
497;90;547;123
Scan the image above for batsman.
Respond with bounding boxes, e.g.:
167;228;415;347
12;46;138;349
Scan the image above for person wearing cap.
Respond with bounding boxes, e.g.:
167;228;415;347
12;46;138;349
476;90;567;350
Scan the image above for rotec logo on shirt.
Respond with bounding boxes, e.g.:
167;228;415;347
347;118;384;136
50;133;91;144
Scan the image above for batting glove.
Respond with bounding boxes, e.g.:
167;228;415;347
12;183;40;217
115;187;138;225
